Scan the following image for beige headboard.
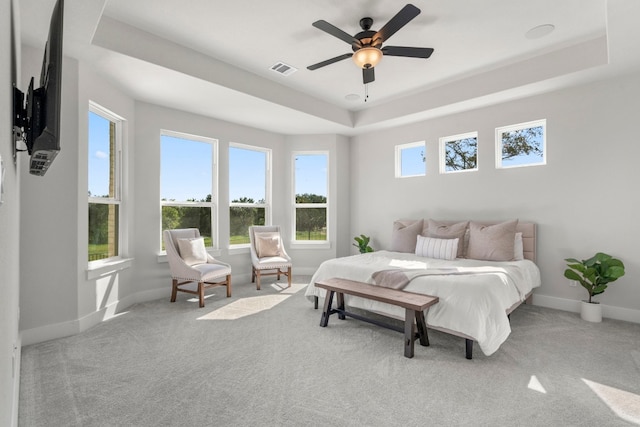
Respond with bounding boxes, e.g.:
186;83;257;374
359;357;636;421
398;219;537;263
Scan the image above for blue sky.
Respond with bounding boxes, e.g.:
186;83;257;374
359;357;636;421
229;146;266;202
160;135;212;201
295;154;327;197
87;125;329;202
400;145;425;176
90;112;541;200
88;111;112;197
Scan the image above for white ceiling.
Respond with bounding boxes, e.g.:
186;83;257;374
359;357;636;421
17;0;640;135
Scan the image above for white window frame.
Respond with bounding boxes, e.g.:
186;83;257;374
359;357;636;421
292;151;329;246
88;102;125;268
439;131;478;174
496;119;546;169
395;141;426;178
228;142;272;248
160;129;219;251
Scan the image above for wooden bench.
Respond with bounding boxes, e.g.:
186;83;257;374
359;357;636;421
315;278;439;358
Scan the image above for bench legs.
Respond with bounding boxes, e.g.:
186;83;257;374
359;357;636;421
321;290;430;359
404;309;430;358
320;290;334;327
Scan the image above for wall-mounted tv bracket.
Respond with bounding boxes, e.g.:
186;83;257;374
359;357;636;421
13;84;27;162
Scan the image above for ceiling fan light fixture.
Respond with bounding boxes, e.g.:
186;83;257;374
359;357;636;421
352;46;382;69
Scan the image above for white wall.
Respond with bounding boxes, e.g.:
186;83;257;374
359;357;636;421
19;46;136;344
349;72;640;321
132;103;289;295
131;104;350;293
19;44;79;335
1;1;22;423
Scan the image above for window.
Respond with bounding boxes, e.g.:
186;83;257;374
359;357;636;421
395;141;426;177
160;131;217;249
439;132;478;173
88;104;123;262
293;152;328;242
496;119;546;168
229;144;270;245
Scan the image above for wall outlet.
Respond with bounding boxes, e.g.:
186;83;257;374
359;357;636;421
569;280;578;287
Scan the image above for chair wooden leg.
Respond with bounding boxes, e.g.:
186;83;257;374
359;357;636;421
226;274;232;297
277;270;281;280
171;279;178;302
251;266;256;283
287;267;292;288
256;271;261;291
198;282;205;308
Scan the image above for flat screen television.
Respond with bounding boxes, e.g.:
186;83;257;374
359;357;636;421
13;0;64;176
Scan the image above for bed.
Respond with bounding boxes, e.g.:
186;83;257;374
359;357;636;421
305;219;541;357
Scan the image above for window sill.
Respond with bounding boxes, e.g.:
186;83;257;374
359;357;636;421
290;241;331;250
87;257;133;280
228;245;250;256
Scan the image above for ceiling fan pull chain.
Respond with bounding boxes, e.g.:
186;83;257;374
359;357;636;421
365;83;369;102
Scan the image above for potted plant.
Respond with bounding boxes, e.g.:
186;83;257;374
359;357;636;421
353;234;374;254
564;252;625;322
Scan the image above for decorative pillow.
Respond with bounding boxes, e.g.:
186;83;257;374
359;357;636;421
513;232;524;261
390;219;424;253
255;232;282;258
177;237;208;266
426;219;469;258
415;235;459;260
467;220;519;261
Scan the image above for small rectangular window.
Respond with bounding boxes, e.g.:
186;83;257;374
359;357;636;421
496;119;546;168
229;144;270;245
439;132;478;173
88;104;123;263
294;152;328;242
160;131;218;249
395;141;426;177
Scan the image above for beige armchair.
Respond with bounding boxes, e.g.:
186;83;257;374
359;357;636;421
249;225;292;290
163;228;231;307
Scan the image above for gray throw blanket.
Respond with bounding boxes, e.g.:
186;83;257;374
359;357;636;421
371;268;475;289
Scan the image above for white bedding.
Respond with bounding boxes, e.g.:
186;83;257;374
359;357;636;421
305;250;541;356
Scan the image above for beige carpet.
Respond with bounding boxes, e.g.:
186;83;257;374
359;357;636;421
19;276;640;426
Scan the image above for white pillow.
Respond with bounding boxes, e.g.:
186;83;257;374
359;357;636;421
177;237;208;266
255;232;282;258
415;235;459;261
425;219;469;258
514;232;524;260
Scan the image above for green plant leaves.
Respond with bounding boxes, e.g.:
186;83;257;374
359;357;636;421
353;234;374;254
564;252;625;302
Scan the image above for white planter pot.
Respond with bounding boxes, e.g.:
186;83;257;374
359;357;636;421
581;301;602;322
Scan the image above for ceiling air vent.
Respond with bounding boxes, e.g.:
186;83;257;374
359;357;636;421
270;62;297;76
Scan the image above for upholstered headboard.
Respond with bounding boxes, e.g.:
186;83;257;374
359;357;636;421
394;219;537;263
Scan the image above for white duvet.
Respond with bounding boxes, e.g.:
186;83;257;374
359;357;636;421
305;251;541;356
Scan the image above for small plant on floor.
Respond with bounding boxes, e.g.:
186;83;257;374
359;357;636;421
353;234;374;254
564;252;625;303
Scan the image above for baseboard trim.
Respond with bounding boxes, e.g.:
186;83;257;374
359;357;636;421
11;335;21;427
532;294;640;323
25;282;638;346
20;272;282;345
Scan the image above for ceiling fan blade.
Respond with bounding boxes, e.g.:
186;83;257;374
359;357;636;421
312;20;359;46
363;67;375;84
307;53;353;70
381;46;434;58
374;4;421;44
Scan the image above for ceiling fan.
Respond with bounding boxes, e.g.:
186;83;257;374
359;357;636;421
307;4;434;85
